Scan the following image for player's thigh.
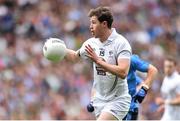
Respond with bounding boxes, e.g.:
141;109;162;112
93;95;131;120
97;111;118;120
101;100;130;120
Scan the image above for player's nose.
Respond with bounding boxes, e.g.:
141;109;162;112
89;24;93;30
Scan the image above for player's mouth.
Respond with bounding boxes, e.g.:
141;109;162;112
91;30;95;36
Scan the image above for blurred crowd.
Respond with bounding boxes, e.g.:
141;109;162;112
0;0;179;120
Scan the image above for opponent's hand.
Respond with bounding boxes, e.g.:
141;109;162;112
134;86;148;103
87;102;94;112
85;44;99;63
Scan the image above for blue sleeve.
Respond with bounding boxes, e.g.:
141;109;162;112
131;55;149;72
136;75;143;86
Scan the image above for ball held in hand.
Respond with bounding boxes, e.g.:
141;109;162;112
43;38;67;62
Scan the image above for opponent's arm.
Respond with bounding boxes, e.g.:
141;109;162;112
133;55;158;89
134;65;158;103
85;44;130;79
132;55;158;103
143;64;158;89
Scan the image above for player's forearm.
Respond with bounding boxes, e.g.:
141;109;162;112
144;64;158;88
96;59;129;79
166;95;180;105
64;49;80;62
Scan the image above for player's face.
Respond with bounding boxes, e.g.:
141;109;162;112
164;60;176;76
89;16;103;38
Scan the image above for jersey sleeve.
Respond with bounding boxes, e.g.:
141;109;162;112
131;55;149;72
78;40;90;60
136;75;143;86
116;36;132;60
78;39;93;62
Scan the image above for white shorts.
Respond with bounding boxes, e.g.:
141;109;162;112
92;95;131;120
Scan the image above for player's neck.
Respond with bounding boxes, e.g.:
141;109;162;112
167;71;176;77
99;29;112;43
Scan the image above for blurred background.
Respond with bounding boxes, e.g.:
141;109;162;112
0;0;179;120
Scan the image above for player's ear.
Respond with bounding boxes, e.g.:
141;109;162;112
102;21;107;27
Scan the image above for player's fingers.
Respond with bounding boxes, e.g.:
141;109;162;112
85;47;91;53
86;45;94;52
85;45;93;53
85;48;93;56
86;54;92;58
85;51;92;58
88;44;93;50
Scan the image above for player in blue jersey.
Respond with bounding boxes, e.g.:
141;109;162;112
123;54;158;120
87;54;158;120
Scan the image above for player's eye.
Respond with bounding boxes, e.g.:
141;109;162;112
91;20;96;24
165;65;173;68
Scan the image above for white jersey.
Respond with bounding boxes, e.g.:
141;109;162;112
161;71;180;120
79;28;131;101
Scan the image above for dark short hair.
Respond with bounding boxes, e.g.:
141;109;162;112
165;56;177;66
88;6;113;29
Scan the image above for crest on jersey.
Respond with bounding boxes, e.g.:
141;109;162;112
108;50;113;58
109;50;113;55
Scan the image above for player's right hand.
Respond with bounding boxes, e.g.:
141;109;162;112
87;102;94;112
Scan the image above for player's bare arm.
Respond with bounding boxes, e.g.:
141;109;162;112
64;49;80;62
165;94;180;105
85;44;130;79
156;94;180;106
141;64;158;89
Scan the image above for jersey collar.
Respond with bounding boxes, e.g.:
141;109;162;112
96;28;117;46
107;28;117;42
102;28;117;46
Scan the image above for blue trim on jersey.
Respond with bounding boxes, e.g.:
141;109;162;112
127;54;149;110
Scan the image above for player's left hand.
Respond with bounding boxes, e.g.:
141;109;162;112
133;86;148;103
85;44;99;63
